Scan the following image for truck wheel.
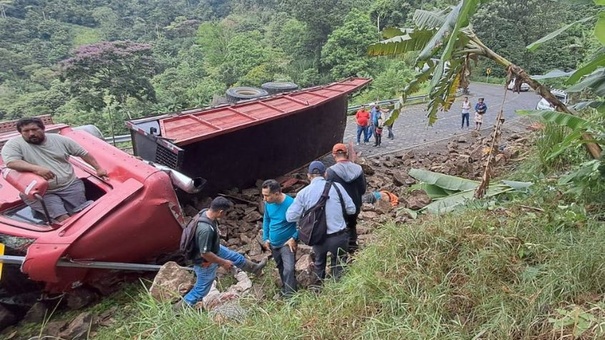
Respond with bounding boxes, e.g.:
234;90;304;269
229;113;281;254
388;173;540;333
225;87;268;103
261;82;299;95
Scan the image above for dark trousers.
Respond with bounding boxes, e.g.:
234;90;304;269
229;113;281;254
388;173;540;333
461;113;469;128
312;230;349;283
270;244;298;297
387;124;394;139
345;213;359;253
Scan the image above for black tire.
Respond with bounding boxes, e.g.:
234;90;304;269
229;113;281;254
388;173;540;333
225;87;268;103
261;82;299;95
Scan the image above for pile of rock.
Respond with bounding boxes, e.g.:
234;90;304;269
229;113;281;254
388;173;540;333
171;130;530;295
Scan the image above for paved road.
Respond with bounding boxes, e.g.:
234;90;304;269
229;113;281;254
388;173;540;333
343;83;542;157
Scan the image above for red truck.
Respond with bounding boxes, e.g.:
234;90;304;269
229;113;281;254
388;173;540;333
0;77;370;297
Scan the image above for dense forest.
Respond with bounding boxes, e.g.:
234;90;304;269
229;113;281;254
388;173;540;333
0;0;597;135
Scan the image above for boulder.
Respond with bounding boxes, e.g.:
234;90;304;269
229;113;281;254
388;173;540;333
149;261;194;302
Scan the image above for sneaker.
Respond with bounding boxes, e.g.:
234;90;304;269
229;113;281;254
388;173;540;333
356;142;359;145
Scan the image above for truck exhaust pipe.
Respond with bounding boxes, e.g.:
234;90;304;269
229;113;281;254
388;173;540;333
147;162;206;194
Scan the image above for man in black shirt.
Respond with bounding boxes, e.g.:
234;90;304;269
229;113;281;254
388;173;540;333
174;197;267;310
326;144;367;254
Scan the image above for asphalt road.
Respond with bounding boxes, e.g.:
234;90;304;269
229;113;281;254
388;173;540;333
343;83;542;157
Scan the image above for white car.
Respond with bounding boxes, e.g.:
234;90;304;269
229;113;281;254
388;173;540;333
536;89;568;111
507;79;530;92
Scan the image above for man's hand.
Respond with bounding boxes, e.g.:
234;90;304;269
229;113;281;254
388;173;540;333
220;260;234;270
286;238;297;253
96;168;109;179
33;167;55;180
263;240;270;251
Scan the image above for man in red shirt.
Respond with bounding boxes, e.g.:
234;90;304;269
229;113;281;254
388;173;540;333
355;105;370;145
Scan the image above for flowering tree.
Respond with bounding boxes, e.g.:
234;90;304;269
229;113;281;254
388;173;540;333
59;41;157;112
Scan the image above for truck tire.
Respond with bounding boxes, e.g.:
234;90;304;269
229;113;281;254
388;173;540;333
73;125;104;139
225;87;268;103
261;82;299;95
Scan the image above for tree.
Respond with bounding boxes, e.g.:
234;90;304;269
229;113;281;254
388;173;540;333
59;41;157;136
321;9;378;79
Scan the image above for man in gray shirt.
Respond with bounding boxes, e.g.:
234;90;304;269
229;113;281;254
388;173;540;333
286;160;356;286
1;117;108;222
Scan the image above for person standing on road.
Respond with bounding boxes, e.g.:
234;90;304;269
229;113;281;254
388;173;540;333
372;105;383;147
355;105;370;145
286;161;356;286
326;144;366;254
461;96;471;129
261;179;298;298
384;107;395;140
474;97;487;131
174;197;267;311
366;103;377;141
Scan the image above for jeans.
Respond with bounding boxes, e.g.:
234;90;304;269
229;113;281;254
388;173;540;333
461;112;469;128
183;245;245;305
270;244;297;297
356;125;368;144
312;231;349;283
365;125;373;141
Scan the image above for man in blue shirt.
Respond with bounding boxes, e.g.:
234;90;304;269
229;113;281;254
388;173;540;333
286;161;356;286
261;179;298;298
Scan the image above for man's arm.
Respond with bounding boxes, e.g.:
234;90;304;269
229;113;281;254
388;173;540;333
6;160;55;180
262;204;270;249
79;153;108;177
201;252;233;269
286;195;305;223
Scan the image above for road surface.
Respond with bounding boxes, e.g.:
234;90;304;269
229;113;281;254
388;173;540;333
344;83;541;156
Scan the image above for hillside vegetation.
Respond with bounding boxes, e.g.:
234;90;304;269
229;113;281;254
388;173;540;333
0;0;595;136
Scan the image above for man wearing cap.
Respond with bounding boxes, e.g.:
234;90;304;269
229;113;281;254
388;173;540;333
286;160;356;284
326;143;366;254
355;105;370;145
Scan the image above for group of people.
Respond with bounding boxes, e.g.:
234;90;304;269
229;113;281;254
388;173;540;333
1;117;369;310
461;96;488;131
180;142;367;308
258;142;366;298
355;103;395;148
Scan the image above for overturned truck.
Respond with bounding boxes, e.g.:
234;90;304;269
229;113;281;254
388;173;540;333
0;77;370;298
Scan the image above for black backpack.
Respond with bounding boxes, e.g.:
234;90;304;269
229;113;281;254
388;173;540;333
180;209;212;261
298;181;349;246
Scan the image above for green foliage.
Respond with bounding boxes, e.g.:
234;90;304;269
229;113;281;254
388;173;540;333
320;9;379;79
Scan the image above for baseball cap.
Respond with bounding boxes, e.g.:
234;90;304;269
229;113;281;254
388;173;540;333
308;161;326;175
332;143;348;154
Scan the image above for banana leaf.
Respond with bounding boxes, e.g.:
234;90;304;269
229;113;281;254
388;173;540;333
516;110;589;130
409;168;478;191
422;181;532;214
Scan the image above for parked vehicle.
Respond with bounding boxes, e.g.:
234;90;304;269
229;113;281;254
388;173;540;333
536;89;568;110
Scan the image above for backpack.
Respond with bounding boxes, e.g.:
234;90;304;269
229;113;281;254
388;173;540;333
297;181;333;246
180;209;213;261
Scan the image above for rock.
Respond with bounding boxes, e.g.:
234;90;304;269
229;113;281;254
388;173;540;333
58;312;93;340
149;261;194;302
392;172;407;186
23;301;49;323
66;288;98;310
43;320;69;337
242;211;262;223
0;304;17;330
405;190;432;210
